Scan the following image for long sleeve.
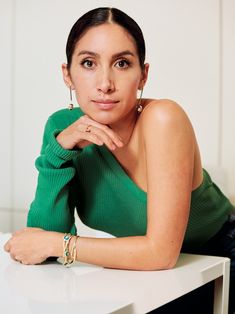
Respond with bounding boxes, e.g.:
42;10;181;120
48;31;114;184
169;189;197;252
27;114;81;235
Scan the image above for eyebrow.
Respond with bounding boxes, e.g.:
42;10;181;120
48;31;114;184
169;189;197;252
77;50;135;59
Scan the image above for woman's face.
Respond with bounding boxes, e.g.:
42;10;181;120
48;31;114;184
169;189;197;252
63;23;148;125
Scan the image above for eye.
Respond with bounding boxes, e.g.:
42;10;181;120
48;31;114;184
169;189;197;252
80;59;94;68
115;59;130;69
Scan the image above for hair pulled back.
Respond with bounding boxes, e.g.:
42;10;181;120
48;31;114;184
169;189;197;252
66;7;146;70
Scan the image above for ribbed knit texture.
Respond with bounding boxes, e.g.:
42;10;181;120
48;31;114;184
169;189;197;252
27;108;234;249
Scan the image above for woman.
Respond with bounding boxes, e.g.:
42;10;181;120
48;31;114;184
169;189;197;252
4;7;235;314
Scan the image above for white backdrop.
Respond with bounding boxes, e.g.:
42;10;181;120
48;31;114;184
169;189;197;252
0;0;234;232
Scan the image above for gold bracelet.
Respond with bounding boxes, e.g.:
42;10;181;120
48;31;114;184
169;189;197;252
63;233;73;266
71;236;79;263
63;234;79;267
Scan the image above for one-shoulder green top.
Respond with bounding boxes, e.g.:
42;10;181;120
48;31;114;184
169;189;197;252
27;108;234;250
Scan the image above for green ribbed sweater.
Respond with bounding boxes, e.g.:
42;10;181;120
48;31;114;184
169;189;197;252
27;108;234;249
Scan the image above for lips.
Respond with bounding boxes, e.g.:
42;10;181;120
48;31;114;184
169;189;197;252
92;99;119;110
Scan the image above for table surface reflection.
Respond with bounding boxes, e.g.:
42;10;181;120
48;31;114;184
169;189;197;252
0;233;230;314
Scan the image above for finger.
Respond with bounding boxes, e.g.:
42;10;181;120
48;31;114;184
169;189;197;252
63;124;103;148
10;253;18;261
88;126;118;150
14;256;22;263
95;124;123;147
76;130;104;147
79;132;111;150
82;126;117;150
80;116;123;147
4;241;10;252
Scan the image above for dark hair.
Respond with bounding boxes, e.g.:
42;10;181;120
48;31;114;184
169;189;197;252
66;7;146;70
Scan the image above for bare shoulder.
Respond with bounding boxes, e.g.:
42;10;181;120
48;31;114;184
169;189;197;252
138;98;195;143
139;99;193;131
140;98;191;126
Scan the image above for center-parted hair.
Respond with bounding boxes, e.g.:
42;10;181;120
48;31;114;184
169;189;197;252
66;7;146;70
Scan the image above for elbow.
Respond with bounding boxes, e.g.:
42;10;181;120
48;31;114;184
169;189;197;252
127;238;179;271
139;245;179;271
141;258;177;271
159;258;178;270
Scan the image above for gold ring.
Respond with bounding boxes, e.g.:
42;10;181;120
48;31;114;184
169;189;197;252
85;125;92;133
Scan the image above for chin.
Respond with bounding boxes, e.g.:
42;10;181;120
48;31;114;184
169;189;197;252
89;111;120;126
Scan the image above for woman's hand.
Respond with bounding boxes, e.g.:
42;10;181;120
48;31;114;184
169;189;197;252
3;227;59;265
56;114;123;150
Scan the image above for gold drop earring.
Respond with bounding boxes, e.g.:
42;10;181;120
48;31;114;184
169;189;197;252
136;89;143;113
68;85;74;110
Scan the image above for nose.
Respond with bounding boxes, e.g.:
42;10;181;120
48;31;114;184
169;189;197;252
97;68;115;94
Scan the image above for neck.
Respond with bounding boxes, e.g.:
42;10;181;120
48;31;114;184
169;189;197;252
109;108;138;147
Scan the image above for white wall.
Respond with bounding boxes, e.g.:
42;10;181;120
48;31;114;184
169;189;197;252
0;0;14;231
0;0;234;233
221;0;235;201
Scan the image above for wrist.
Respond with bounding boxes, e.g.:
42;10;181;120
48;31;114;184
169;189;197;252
62;233;79;266
46;231;64;258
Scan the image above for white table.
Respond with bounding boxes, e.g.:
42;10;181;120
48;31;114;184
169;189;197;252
0;233;230;314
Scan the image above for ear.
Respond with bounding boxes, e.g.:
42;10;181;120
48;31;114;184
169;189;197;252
62;63;74;89
138;63;149;90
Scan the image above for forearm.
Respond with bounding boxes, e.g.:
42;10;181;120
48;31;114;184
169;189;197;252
50;233;174;271
27;127;79;233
